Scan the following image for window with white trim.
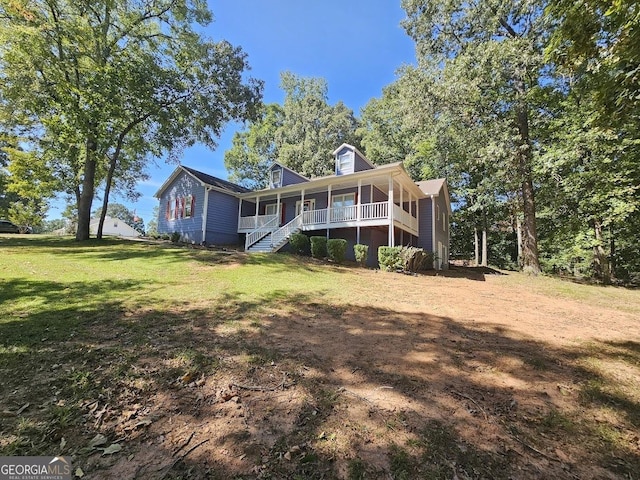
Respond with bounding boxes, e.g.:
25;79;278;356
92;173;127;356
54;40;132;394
270;168;282;188
331;193;356;222
337;152;353;173
331;193;355;207
168;197;176;220
265;203;279;216
185;195;193;218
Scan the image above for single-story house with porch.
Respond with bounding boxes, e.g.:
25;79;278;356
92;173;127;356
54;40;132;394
154;144;451;269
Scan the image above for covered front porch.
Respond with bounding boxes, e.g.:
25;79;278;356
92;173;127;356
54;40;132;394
236;170;424;245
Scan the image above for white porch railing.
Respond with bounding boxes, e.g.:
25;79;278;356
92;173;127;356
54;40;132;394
239;214;279;230
270;214;303;249
330;204;358;222
360;201;388;220
302;209;327;225
393;204;418;231
245;215;278;250
240;200;418;238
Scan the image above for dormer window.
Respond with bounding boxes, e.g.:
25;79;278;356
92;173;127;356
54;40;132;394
337;151;353;175
270;168;282;188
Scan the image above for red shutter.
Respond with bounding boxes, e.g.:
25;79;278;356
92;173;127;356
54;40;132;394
166;201;170;220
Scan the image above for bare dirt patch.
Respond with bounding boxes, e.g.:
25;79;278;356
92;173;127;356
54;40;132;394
2;261;639;479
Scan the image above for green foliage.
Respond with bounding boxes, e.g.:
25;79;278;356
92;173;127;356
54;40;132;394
93;203;145;235
310;236;327;259
327;239;347;264
170;232;181;243
289;233;310;255
378;246;403;272
0;0;262;240
224;104;283;189
146;206;159;237
353;244;369;266
225;72;361;185
400;246;434;272
379;246;434;272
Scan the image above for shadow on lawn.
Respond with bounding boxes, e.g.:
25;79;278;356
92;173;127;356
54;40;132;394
0;287;638;479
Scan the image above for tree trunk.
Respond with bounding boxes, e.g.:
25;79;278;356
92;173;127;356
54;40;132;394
514;77;541;275
97;154;119;239
474;226;479;266
75;134;98;241
481;228;488;267
609;223;616;280
516;216;523;268
592;219;610;284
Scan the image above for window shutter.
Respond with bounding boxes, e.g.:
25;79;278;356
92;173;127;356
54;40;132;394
166;201;170;220
175;198;179;219
191;195;196;216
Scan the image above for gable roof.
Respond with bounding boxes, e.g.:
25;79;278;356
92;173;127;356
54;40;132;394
181;166;250;194
416;178;452;214
268;162;310;182
416;179;446;196
332;143;376;169
154;165;250;198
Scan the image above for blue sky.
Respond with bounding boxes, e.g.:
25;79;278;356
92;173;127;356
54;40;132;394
49;0;416;223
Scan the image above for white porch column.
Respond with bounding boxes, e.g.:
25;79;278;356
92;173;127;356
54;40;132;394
237;197;243;228
254;195;260;229
416;195;420;235
202;187;210;243
357;179;362;244
276;193;281;226
388;176;395;247
431;195;436;267
327;184;332;226
300;189;305;224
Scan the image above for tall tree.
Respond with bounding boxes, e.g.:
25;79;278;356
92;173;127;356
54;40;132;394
225;72;360;185
0;0;262;241
225;103;283;189
401;0;546;273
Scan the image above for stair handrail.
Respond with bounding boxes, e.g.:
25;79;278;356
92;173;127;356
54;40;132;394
245;215;279;250
269;213;303;251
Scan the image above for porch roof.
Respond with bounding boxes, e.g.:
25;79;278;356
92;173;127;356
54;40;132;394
237;161;426;202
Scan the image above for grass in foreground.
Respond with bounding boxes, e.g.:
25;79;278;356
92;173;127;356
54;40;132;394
1;236;639;479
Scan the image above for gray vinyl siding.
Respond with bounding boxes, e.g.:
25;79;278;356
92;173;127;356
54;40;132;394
354;151;374;172
358;227;390;267
268;164;308;188
205;190;241;245
157;171;206;243
372;186;388;202
241;201;255;217
433;193;450;269
282;168;308;186
417;197;433;252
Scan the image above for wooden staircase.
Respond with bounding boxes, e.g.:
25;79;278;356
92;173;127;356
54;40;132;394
245;214;303;253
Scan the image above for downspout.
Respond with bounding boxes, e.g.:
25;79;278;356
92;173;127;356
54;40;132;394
202;186;211;244
431;195;436;270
